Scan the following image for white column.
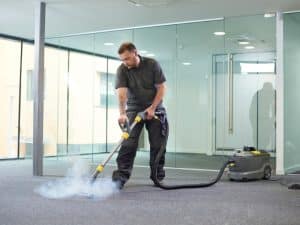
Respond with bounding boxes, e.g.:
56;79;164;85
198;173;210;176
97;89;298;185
33;1;46;176
276;12;284;175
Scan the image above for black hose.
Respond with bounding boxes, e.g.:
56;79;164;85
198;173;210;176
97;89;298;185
152;118;235;190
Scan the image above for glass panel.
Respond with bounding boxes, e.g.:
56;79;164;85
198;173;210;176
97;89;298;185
214;14;276;157
43;34;99;175
176;20;225;169
284;12;300;173
20;43;34;158
106;59;122;158
91;57;109;157
42;46;69;175
91;59;122;168
43;47;69;159
133;25;177;168
55;48;69;157
44;31;132;175
0;38;21;159
68;51;95;156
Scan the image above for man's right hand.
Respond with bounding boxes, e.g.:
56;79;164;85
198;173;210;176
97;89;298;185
118;114;128;125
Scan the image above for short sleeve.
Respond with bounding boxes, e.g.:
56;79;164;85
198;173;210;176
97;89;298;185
153;60;166;84
115;66;128;89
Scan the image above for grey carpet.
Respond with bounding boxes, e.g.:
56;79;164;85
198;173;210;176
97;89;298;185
0;159;300;225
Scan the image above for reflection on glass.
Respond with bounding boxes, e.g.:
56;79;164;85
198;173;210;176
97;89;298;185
249;82;275;151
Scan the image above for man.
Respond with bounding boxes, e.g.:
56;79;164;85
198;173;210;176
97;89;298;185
112;42;168;189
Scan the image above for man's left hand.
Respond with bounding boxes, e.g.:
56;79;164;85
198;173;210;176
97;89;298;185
145;106;155;120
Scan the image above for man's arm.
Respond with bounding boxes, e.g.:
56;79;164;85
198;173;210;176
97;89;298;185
146;82;166;119
151;82;166;110
117;87;128;123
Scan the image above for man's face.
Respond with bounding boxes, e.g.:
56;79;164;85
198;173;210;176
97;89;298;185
119;50;138;68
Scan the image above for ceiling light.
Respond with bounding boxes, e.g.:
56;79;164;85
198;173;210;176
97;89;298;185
182;62;192;66
245;46;255;49
128;0;141;6
264;13;275;18
238;41;250;45
104;42;114;46
140;50;148;54
146;53;155;57
214;31;226;36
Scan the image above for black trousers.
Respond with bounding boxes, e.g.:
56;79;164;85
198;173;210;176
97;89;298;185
112;111;168;184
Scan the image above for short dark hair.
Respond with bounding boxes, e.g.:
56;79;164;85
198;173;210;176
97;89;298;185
118;42;137;54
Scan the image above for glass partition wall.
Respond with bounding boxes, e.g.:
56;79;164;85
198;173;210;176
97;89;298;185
42;14;276;176
283;12;300;174
215;15;276;156
0;13;277;176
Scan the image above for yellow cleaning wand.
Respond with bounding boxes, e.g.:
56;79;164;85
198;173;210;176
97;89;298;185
90;112;147;183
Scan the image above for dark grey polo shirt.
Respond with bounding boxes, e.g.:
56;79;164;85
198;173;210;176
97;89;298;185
115;56;166;111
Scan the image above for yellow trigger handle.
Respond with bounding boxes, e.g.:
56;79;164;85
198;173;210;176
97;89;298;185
122;132;129;139
134;115;142;123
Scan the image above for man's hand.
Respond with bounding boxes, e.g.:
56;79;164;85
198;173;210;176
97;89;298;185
145;106;155;120
118;114;128;125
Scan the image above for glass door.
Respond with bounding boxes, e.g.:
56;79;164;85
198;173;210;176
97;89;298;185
213;52;276;153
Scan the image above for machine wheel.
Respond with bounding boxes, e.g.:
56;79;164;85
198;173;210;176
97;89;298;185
263;166;272;180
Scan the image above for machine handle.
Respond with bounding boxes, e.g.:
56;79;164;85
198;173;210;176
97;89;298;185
142;111;160;120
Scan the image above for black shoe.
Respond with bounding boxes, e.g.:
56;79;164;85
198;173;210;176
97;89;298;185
150;175;164;182
150;169;165;183
112;171;126;190
150;175;164;186
113;179;125;190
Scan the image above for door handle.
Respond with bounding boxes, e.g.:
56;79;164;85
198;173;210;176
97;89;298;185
228;53;233;134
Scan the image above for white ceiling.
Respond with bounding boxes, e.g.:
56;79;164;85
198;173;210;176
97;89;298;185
0;0;300;39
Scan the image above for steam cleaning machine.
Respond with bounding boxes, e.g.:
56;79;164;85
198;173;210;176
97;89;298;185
228;146;272;181
91;111;271;189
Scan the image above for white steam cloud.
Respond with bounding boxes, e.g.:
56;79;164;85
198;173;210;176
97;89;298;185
35;159;119;200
